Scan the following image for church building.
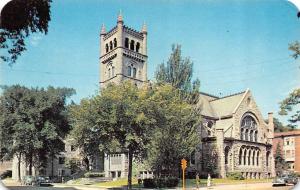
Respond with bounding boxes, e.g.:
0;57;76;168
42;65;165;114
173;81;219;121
99;13;275;179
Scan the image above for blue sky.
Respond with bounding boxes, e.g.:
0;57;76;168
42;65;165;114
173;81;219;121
0;0;300;125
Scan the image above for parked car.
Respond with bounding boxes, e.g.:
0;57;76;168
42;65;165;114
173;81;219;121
22;175;37;186
272;174;298;186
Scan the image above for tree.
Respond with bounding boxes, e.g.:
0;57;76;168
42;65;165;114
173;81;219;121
279;89;300;128
279;42;300;127
274;144;287;175
265;117;293;132
155;44;200;104
145;84;201;177
70;82;154;190
0;0;52;65
0;85;75;180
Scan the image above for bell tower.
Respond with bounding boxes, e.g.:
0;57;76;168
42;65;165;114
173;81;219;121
100;12;148;88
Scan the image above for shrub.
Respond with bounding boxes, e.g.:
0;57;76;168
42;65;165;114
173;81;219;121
84;172;105;178
143;178;156;188
227;172;244;180
143;177;179;188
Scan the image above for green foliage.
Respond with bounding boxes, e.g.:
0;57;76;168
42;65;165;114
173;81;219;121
155;44;200;104
201;143;219;177
145;84;201;177
227;172;244;180
84;172;105;178
0;85;75;179
143;177;179;188
274;144;287;175
279;89;300;128
70;82;154;189
289;41;300;59
0;0;52;65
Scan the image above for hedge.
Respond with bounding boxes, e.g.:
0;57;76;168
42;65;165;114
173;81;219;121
143;177;179;188
84;172;105;178
227;172;244;180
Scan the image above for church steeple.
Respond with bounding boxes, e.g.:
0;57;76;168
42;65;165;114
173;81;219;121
141;21;147;34
100;24;106;35
100;14;148;88
117;10;123;23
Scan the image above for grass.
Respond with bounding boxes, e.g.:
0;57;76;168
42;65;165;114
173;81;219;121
94;178;139;187
69;177;271;188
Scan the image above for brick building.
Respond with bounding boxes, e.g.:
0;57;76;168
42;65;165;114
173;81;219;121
273;130;300;173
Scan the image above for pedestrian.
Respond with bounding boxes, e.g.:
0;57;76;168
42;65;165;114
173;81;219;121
207;173;211;188
196;173;200;190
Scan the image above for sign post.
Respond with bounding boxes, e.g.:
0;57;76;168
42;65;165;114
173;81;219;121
181;159;187;190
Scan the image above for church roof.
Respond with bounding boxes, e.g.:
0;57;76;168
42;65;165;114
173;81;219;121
199;90;247;119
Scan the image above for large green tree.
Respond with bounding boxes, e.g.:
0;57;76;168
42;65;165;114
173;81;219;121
0;85;74;180
155;44;200;104
70;82;154;189
274;144;287;175
146;84;201;177
0;0;52;65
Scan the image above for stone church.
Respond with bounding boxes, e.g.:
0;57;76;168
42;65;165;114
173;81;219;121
99;13;275;179
192;91;276;179
6;13;275;180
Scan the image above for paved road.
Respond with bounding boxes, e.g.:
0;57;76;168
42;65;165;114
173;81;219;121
3;182;299;190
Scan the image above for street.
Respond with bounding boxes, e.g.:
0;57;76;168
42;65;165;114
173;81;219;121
4;183;298;190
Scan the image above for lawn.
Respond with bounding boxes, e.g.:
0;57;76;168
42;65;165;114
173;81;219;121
94;178;139;187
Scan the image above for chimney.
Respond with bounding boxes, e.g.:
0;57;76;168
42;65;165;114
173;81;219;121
268;112;274;139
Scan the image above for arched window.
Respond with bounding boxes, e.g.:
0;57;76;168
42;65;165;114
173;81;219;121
130;40;135;51
249;130;253;142
112;66;115;77
252;150;255;165
191;150;195;165
113;38;117;48
239;148;243;165
243;149;247;165
106;44;109;53
240;128;244;140
110;41;113;50
127;66;132;76
133;68;137;78
254;131;258;142
245;129;248;141
108;68;111;78
225;146;230;165
248;150;251;165
207;121;213;136
125;38;129;48
257;151;260;166
136;42;140;53
266;151;270;167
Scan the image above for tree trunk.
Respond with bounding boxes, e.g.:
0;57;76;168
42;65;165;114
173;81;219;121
127;150;133;190
51;154;54;178
17;153;22;182
29;155;32;175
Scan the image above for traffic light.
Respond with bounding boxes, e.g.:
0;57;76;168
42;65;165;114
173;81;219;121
181;158;187;170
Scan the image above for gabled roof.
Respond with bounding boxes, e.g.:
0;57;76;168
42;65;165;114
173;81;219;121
199;90;248;119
